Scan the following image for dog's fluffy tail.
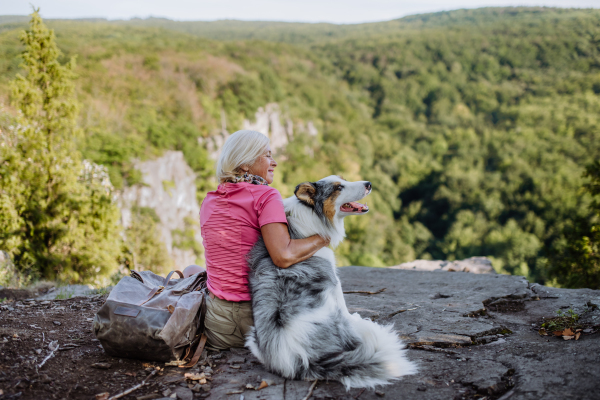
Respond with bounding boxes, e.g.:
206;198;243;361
332;313;417;389
247;312;417;390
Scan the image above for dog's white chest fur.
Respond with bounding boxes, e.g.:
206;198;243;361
314;247;336;266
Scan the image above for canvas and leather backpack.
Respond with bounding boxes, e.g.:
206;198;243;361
93;269;208;367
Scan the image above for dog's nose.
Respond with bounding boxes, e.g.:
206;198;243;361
364;182;372;191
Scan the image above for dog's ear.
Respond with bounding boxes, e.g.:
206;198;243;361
295;182;316;206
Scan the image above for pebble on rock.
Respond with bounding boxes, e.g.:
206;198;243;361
174;387;193;400
191;384;202;393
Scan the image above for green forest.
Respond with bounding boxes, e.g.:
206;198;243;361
0;7;598;288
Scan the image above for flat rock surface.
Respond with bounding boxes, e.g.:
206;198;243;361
35;284;96;300
0;267;598;399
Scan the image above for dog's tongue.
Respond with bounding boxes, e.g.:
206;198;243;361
341;201;368;212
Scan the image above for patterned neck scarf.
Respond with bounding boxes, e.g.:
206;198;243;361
224;172;269;186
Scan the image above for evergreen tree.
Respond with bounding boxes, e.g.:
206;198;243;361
0;10;121;284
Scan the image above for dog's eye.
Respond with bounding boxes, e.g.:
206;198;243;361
336;185;344;191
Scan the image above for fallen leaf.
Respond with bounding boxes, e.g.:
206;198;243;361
95;393;109;400
257;381;268;390
167;305;175;314
538;328;548;336
563;328;574;336
124;372;137;377
553;331;563;336
165;360;186;366
184;372;205;381
563;335;575;340
575;332;581;340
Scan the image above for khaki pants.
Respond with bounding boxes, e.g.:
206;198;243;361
204;294;254;350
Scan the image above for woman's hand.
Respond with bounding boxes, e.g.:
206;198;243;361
261;223;330;269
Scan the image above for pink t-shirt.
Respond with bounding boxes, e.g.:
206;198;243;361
200;183;288;302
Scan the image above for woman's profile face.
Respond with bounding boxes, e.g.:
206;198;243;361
248;145;277;184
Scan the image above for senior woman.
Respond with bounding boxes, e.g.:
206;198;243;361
197;129;330;350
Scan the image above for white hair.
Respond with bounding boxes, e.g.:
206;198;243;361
216;130;270;183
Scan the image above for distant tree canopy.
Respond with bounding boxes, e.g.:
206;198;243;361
0;7;599;287
549;161;600;288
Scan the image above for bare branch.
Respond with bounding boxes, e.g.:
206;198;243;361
108;369;158;400
301;380;318;400
37;340;59;369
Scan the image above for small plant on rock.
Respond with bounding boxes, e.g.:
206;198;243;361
539;308;583;340
542;309;579;332
54;287;74;300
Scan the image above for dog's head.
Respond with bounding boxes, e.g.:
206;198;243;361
294;175;372;222
284;175;372;247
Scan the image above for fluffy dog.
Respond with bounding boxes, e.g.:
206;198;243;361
246;176;417;389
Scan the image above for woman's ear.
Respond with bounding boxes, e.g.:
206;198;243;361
295;182;316;206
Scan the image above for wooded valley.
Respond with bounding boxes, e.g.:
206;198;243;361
1;7;598;288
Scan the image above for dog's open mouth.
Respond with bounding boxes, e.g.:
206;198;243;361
340;201;369;213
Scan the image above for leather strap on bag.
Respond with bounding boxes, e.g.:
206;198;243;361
164;270;184;285
137;270;184;306
180;289;208;368
130;270;144;283
179;333;207;369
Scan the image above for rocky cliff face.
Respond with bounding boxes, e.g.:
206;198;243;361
119;104;319;271
390;257;496;274
119;151;201;269
202;103;318;160
242;103;292;152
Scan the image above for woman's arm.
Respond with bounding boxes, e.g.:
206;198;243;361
261;223;330;269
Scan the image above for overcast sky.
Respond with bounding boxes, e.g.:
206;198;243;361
4;0;599;24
